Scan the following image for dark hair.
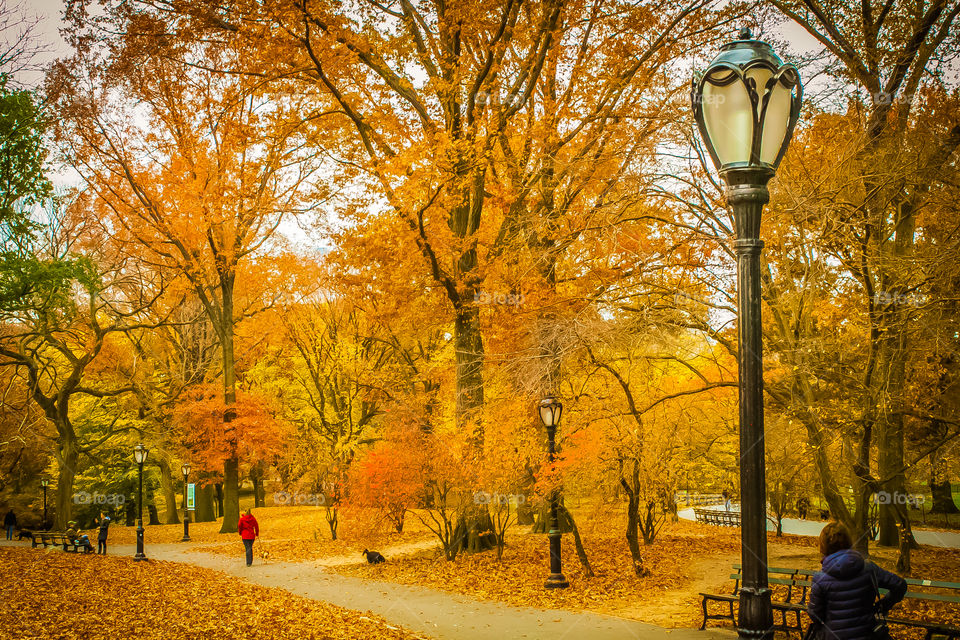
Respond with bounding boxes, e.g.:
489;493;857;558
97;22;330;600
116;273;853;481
819;521;853;557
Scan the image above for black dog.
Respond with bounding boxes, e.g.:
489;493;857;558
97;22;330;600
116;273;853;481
16;530;34;543
362;549;385;564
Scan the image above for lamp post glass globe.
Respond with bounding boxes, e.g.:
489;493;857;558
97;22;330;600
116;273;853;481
133;443;148;561
691;27;801;640
691;27;802;177
538;396;562;428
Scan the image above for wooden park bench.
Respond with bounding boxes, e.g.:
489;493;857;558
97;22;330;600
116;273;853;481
700;565;810;635
701;565;960;639
30;531;93;553
694;508;741;527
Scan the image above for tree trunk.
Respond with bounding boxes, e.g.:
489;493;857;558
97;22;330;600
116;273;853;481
55;433;79;530
562;505;594;577
454;303;485;444
621;471;644;576
195;483;216;522
215;482;224;519
157;458;180;524
146;482;161;525
219;270;240;534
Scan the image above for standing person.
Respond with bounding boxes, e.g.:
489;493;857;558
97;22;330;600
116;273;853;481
3;508;16;540
238;508;259;566
807;521;907;639
722;490;732;512
95;511;110;555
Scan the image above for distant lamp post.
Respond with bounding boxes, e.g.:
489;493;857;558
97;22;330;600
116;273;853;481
691;27;802;640
181;462;191;542
40;480;49;530
133;443;148;561
538;396;568;590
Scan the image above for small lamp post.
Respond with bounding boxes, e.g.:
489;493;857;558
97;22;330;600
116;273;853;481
538;396;568;589
133;443;148;561
691;27;802;640
181;462;191;542
40;479;48;530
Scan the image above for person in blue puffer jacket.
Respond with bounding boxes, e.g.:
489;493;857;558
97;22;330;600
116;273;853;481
808;521;907;639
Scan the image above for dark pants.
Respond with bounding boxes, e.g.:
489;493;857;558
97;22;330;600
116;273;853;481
98;539;107;554
243;538;254;565
5;525;12;540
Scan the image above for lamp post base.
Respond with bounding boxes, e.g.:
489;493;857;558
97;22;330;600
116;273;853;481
737;586;774;639
135;521;146;561
544;573;569;589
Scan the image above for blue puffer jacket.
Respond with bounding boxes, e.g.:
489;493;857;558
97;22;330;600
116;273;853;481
808;549;907;639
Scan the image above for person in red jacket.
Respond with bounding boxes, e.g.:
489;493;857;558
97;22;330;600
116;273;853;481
238;508;259;566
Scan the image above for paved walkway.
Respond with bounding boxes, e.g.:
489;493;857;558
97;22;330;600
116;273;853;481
2;539;733;640
677;507;960;548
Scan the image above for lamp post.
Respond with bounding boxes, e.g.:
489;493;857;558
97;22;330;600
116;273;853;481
538;396;568;589
181;462;191;542
133;443;148;561
692;28;802;640
40;480;48;530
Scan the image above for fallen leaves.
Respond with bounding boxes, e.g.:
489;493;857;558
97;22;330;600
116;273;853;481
0;546;420;640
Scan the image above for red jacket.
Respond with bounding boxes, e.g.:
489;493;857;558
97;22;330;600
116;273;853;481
238;513;259;540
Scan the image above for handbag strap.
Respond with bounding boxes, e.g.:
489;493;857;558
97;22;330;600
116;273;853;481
867;566;887;621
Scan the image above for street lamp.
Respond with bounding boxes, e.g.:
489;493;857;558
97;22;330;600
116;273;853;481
133;443;148;561
538;396;568;589
40;480;48;530
181;462;191;542
692;27;802;640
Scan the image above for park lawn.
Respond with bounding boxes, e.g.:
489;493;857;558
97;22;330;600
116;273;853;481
0;546;419;640
332;518;960;635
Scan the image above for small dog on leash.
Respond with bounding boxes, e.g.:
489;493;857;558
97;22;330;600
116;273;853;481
362;549;385;564
17;530;34;543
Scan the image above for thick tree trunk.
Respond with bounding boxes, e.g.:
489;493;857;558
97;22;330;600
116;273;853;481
194;483;216;522
454;304;485;441
219;271;240;534
146;482;161;525
55;434;79;530
157;458;180;525
931;479;959;514
621;471;645;576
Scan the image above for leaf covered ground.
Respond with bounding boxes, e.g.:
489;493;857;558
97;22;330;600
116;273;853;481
0;546;420;640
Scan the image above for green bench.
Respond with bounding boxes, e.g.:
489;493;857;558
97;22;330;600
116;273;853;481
700;565;810;635
30;531;94;553
701;565;960;639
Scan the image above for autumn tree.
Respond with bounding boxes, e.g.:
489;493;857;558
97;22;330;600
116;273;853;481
50;23;321;531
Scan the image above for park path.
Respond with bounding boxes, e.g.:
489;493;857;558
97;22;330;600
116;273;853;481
1;538;734;640
677;507;960;548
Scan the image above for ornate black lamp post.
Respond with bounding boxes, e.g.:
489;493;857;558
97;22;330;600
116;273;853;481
133;443;148;561
538;396;568;589
181;462;191;542
40;479;48;530
692;27;802;640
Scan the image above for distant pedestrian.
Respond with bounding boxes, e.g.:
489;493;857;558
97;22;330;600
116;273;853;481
723;490;732;512
3;509;16;540
95;511;110;555
238;508;259;566
797;497;809;520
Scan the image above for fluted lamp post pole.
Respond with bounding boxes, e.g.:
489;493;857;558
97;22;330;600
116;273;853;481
691;27;802;640
539;396;569;590
133;443;148;561
181;462;191;542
